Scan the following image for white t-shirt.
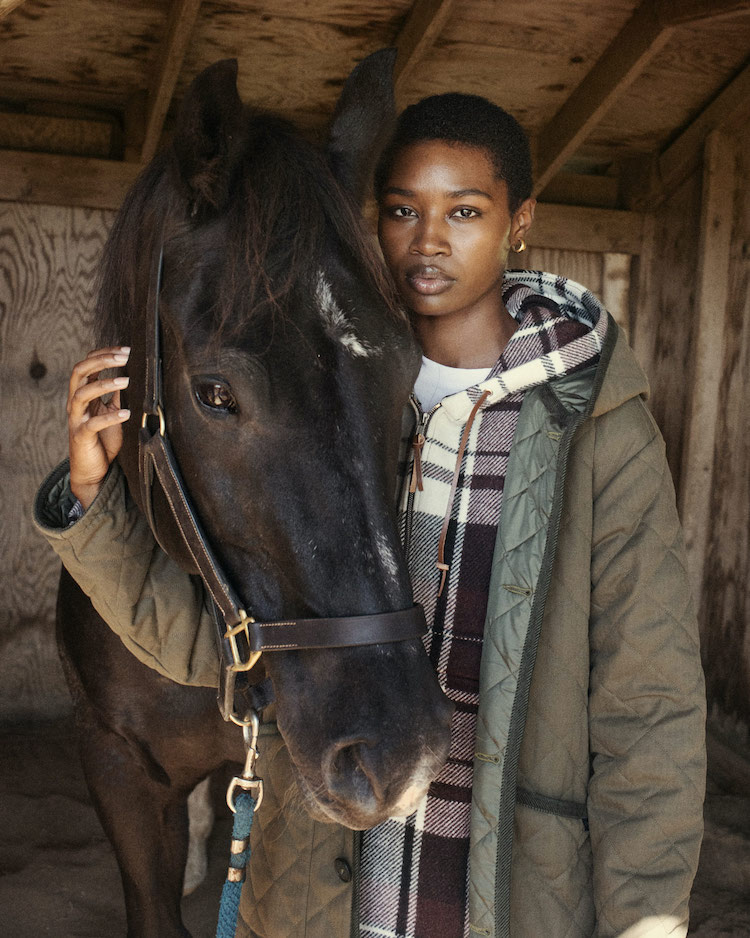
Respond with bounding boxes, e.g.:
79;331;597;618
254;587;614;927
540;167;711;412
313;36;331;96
413;356;492;412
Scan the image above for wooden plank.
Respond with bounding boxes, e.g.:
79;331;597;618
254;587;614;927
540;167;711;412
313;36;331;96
520;247;605;296
629;168;703;488
537;172;619;209
658;59;750;201
140;0;203;164
601;252;632;331
393;0;456;97
0;149;140;210
698;128;750;724
655;0;750;24
0;0;27;18
0;112;114;158
533;0;674;195
530;203;644;254
0;201;111;718
678;129;737;594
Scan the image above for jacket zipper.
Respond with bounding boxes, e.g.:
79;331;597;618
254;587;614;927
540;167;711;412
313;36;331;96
403;397;441;561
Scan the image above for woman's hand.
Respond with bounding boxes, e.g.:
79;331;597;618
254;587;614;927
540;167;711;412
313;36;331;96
67;347;131;509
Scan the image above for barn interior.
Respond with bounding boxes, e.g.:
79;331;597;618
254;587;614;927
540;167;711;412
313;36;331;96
1;0;750;935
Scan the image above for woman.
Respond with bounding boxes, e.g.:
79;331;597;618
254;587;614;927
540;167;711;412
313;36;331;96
35;92;705;938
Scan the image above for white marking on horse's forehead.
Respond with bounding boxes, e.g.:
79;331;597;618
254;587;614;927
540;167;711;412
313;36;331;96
315;269;379;359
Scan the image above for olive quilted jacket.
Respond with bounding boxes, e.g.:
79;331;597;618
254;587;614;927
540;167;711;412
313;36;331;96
34;319;706;938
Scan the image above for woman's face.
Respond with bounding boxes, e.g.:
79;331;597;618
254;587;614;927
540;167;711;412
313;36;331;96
377;140;533;323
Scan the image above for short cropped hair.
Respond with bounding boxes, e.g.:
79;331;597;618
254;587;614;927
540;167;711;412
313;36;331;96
374;93;533;212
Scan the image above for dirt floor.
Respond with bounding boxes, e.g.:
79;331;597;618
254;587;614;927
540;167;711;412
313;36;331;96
1;716;749;938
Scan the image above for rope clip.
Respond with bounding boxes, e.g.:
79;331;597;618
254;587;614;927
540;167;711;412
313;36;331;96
226;710;264;814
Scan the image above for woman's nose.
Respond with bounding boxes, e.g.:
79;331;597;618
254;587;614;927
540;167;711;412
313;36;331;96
410;217;449;256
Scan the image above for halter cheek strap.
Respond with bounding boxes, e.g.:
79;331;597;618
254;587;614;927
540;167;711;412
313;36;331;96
137;242;427;721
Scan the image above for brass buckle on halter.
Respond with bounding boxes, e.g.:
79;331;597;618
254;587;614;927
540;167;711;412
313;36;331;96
225;609;262;673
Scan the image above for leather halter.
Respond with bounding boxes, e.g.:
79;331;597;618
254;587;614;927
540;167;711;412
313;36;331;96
137;242;427;720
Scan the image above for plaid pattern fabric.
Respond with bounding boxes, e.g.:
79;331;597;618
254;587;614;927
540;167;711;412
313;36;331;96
359;273;608;938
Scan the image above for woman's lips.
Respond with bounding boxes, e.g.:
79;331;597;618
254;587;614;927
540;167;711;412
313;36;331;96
405;266;455;295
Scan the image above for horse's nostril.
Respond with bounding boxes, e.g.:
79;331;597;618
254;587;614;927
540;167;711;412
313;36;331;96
322;737;383;808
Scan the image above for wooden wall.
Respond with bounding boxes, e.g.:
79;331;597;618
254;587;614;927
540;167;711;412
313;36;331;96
699;132;750;726
0;202;111;721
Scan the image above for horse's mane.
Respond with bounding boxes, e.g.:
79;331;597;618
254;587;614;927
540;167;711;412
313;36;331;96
96;112;404;347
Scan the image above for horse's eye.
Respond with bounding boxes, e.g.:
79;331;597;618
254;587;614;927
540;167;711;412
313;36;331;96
194;381;238;414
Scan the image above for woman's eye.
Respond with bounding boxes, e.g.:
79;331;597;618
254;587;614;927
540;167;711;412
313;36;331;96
391;206;416;218
194;381;237;414
454;207;480;219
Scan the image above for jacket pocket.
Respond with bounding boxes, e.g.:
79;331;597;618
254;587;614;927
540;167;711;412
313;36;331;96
512;788;594;937
516;785;588;828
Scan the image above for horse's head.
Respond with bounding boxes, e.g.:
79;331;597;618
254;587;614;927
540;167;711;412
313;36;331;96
97;53;452;829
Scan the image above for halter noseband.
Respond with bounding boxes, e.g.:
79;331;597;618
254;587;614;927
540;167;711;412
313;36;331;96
137;242;427;721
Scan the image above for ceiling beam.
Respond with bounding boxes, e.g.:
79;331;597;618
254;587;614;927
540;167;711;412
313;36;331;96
529;203;644;254
0;0;27;19
532;0;675;195
393;0;456;98
139;0;202;164
657;58;750;198
655;0;750;25
0;149;140;210
532;0;750;196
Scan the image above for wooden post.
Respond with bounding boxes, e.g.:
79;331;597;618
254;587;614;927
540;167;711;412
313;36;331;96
678;129;737;593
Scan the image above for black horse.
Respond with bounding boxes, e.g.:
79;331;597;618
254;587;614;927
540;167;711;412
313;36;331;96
56;53;452;937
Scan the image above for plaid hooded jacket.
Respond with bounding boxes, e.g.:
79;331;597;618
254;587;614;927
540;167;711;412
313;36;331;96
34;271;706;938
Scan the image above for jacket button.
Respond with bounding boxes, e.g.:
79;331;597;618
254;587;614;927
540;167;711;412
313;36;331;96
334;857;352;883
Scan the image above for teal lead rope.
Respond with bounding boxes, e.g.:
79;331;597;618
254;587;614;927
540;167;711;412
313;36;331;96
216;710;264;938
215;790;256;938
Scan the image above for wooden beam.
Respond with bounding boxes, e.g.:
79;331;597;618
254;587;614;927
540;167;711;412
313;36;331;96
658;59;750;200
393;0;456;97
139;0;202;164
0;0;27;19
678;129;736;593
533;0;675;195
537;172;620;209
655;0;750;25
0;149;140;210
0;113;114;158
530;203;644;254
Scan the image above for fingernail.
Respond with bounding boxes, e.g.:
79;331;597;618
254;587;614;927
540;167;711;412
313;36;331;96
119;346;131;353
113;376;129;387
118;409;131;419
113;354;128;363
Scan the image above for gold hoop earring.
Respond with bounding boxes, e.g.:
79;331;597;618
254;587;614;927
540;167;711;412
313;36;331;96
511;238;526;253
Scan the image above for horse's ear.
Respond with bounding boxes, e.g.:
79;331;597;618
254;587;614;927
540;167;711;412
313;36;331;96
172;59;246;214
327;48;397;204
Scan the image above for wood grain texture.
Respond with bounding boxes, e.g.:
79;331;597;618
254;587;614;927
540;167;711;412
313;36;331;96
394;0;456;97
700;129;750;725
588;18;750;154
0;112;114;158
140;0;203;163
630;168;702;490
0;150;141;210
679;130;736;593
532;0;674;193
0;202;112;719
514;248;605;297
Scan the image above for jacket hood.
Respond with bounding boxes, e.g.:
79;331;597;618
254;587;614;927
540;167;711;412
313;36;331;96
503;269;649;418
